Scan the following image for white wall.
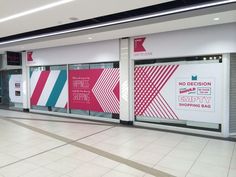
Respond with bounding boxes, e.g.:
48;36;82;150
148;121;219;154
130;23;236;59
27;39;119;66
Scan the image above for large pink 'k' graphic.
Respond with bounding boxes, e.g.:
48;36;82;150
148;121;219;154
134;65;179;119
92;68;119;114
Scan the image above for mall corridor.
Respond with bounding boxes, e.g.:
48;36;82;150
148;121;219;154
0;110;235;177
0;0;236;177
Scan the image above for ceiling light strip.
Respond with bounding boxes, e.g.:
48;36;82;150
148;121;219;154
0;0;235;46
0;0;75;23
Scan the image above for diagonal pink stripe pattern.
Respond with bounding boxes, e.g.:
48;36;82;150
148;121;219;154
134;65;179;119
92;68;120;114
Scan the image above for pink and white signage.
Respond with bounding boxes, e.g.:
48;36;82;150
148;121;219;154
134;63;223;123
176;78;215;112
69;68;119;114
132;37;153;59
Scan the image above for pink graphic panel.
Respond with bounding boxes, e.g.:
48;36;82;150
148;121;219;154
69;68;120;113
69;69;103;111
134;65;179;119
31;71;50;106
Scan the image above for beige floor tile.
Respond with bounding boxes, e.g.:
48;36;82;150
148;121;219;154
20;167;61;177
186;172;206;177
25;151;64;166
102;170;137;177
114;164;145;177
67;163;111;177
91;156;120;169
141;143;173;155
142;174;156;177
120;139;151;150
108;146;140;158
129;150;166;165
157;156;194;172
0;162;38;177
51;145;79;156
44;157;84;174
152;138;183;148
68;149;98;162
154;165;187;177
0;153;19;167
175;141;207;152
228;168;236;177
189;161;228;177
197;153;231;168
93;142;117;151
168;149;201;161
231;157;236;169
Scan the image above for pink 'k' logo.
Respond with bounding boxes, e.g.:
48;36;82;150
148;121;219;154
134;37;146;52
27;51;33;61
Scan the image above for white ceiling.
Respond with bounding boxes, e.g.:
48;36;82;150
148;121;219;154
0;0;235;54
0;0;172;38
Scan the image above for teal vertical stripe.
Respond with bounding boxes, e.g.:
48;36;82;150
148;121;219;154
46;70;67;107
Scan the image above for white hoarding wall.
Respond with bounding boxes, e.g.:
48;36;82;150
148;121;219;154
9;74;23;103
131;23;236;59
27;39;119;66
134;63;223;124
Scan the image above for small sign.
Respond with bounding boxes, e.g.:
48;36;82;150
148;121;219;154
27;51;33;61
7;52;22;66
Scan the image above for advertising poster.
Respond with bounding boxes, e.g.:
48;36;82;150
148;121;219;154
69;68;120;114
9;74;23;103
134;63;223;123
30;70;68;108
176;78;214;112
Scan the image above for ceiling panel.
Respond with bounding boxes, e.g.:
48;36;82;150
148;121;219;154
0;0;173;37
0;0;58;17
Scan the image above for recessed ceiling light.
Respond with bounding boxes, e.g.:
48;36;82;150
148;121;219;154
69;17;79;21
0;0;75;23
88;37;93;40
213;17;220;21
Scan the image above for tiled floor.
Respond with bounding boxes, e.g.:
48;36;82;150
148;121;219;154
0;109;235;177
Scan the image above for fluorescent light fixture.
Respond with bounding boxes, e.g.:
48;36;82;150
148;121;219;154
0;0;75;23
213;17;220;21
88;37;93;40
0;0;235;45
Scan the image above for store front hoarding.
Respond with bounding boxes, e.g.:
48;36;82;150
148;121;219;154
134;63;223;124
69;68;120;114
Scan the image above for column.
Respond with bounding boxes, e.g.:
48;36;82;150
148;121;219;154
119;38;134;124
222;53;230;137
21;52;30;111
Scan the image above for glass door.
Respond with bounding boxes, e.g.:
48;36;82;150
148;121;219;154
0;69;22;110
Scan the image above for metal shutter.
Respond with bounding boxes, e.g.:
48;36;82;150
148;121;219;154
230;54;236;134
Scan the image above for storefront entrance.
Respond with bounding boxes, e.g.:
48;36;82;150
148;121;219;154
134;55;223;132
0;69;22;110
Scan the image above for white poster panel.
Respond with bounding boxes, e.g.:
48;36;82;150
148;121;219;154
134;62;223;123
9;74;23;103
